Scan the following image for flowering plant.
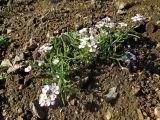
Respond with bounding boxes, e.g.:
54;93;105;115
29;14;145;107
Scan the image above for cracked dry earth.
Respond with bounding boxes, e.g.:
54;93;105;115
0;0;160;120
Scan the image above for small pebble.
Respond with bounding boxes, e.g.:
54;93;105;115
104;110;112;120
105;87;118;102
154;107;160;118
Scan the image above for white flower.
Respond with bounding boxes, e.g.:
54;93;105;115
24;65;32;72
89;28;97;36
79;28;87;34
55;74;59;78
89;47;97;52
101;30;108;36
118;22;127;27
95;21;105;28
38;43;53;53
39;94;48;106
42;85;50;94
105;22;115;28
79;37;89;49
52;58;59;65
131;14;145;22
102;17;111;22
39;83;60;107
80;37;90;41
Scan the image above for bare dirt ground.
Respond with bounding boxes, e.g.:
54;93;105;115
0;0;160;120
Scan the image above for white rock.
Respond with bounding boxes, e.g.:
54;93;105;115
7;64;22;74
115;1;127;10
105;87;118;102
1;59;12;67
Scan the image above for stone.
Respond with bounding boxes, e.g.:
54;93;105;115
152;13;160;21
70;99;75;106
30;100;46;119
115;1;127;10
13;56;21;64
131;85;141;96
105;87;118;102
0;89;5;95
19;52;25;61
104;110;112;120
7;29;12;34
91;0;96;5
156;42;160;48
7;64;22;74
24;38;38;51
17;108;23;114
1;59;12;67
117;9;127;15
75;23;83;31
17;116;24;120
137;109;144;120
154;107;160;118
146;22;157;33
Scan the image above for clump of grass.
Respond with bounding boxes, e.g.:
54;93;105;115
29;14;145;107
0;73;6;81
0;36;8;46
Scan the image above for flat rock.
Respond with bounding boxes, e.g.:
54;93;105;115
131;85;141;96
117;9;127;15
137;109;144;120
1;59;12;67
146;22;157;33
115;1;127;10
105;87;118;102
104;110;112;120
7;64;22;74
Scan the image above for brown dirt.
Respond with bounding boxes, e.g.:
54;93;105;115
0;0;160;120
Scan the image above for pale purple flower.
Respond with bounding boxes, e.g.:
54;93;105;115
131;14;145;22
50;83;59;94
39;83;59;107
38;43;53;53
89;28;97;36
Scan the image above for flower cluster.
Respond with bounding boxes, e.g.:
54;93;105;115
78;28;98;52
38;43;53;53
122;52;136;65
95;17;115;29
131;14;145;22
39;83;59;107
